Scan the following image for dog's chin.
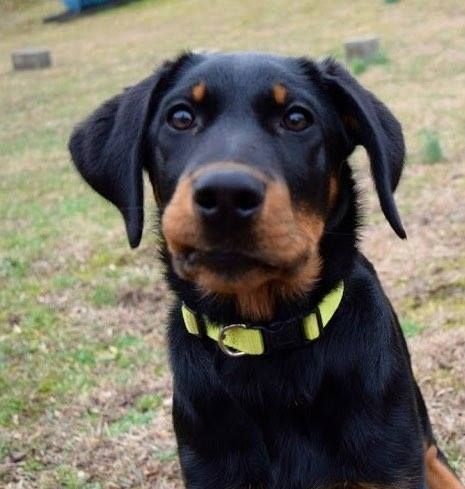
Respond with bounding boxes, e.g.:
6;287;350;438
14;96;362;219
169;244;321;320
170;246;310;295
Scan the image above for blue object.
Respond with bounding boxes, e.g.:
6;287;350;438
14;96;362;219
63;0;111;12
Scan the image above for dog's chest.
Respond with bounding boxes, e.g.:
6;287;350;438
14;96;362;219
217;358;364;485
216;351;412;488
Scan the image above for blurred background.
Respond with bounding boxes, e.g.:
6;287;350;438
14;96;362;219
0;0;464;487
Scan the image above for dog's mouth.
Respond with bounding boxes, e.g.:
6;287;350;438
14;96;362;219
171;243;308;283
177;247;279;275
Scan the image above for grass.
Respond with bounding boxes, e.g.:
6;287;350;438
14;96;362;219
0;0;464;486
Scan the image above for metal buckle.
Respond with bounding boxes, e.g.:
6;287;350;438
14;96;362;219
218;324;248;357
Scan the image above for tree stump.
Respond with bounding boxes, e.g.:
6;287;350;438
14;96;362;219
344;37;380;61
11;48;52;71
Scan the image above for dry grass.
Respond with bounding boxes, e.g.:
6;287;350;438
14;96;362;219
0;0;464;487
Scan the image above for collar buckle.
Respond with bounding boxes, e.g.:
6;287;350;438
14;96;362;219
218;324;248;357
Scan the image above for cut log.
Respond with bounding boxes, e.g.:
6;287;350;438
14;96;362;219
11;48;52;71
344;37;380;61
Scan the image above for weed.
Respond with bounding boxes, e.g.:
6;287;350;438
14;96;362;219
55;465;94;489
401;321;424;338
419;130;444;164
0;440;8;461
351;58;369;76
350;50;389;75
74;348;96;366
0;398;23;426
22;306;57;331
108;408;155;436
52;274;79;290
114;334;142;349
135;393;162;413
24;457;45;473
0;256;27;279
155;448;178;463
90;284;117;307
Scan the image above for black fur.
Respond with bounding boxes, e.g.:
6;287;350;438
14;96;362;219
69;52;459;489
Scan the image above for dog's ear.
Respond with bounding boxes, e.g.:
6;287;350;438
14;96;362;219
319;58;406;239
69;54;194;248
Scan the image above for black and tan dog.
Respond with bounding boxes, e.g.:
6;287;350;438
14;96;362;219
69;52;464;489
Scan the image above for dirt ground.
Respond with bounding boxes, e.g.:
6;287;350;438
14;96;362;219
1;0;464;487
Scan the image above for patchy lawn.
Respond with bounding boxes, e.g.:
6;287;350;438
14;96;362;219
0;0;464;487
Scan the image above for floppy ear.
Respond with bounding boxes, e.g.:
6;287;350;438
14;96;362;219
69;54;193;248
319;58;406;239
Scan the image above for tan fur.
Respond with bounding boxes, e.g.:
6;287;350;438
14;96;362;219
356;485;400;489
162;162;324;320
192;81;207;103
329;174;339;209
195;270;276;320
324;484;396;489
333;484;410;489
161;176;199;258
341;113;359;131
425;445;464;489
322;445;465;489
273;83;288;105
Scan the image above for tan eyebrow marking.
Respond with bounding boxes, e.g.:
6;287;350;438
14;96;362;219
273;83;288;105
192;82;207;103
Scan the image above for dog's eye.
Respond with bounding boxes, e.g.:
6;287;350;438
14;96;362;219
282;107;314;132
167;105;195;130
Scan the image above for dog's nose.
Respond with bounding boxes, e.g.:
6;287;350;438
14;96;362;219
193;170;265;225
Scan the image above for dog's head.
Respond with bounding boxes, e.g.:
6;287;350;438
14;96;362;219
69;52;405;319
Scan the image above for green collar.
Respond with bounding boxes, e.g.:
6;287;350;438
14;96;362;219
181;281;344;357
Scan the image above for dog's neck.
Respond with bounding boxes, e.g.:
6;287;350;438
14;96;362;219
162;164;359;326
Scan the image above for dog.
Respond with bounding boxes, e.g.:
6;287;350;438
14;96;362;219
69;51;464;489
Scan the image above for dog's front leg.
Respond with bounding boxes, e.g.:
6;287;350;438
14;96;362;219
172;386;271;489
169;321;271;489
